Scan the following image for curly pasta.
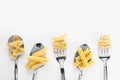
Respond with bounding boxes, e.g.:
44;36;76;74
26;48;48;71
98;35;111;49
7;36;24;60
73;48;94;70
53;34;67;50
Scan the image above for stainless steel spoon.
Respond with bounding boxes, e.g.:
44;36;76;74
30;43;45;80
8;35;24;80
74;44;90;80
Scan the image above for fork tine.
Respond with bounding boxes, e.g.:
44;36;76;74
107;48;109;53
60;49;62;55
54;48;66;58
58;49;61;53
104;49;107;53
104;49;105;53
103;48;108;53
54;49;57;53
62;50;64;55
100;49;103;53
62;50;65;55
57;49;59;53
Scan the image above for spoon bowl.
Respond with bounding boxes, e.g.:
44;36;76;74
30;43;45;80
74;44;91;80
8;35;24;80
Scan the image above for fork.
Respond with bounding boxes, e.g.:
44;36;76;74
98;48;110;80
54;49;66;80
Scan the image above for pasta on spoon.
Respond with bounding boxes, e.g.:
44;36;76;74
7;35;24;60
73;44;94;80
26;47;48;71
26;43;49;80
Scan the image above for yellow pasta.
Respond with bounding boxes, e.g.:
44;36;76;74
53;34;67;50
32;48;47;57
98;35;111;49
26;48;48;71
7;36;24;60
73;48;94;70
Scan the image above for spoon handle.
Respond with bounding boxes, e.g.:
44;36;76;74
14;60;18;80
78;70;83;80
32;70;38;80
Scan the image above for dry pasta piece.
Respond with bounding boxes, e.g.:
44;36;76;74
98;35;111;49
53;34;67;50
26;47;48;71
73;48;94;70
27;56;48;62
13;35;22;41
7;36;24;60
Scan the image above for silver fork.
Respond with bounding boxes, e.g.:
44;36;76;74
54;49;66;80
98;48;110;80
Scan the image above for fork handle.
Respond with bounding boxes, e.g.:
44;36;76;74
103;62;108;80
60;68;65;80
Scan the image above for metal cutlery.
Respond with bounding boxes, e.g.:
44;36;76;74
30;43;45;80
54;49;66;80
98;48;110;80
8;35;24;80
74;44;90;80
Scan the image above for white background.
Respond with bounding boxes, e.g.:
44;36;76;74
0;0;120;80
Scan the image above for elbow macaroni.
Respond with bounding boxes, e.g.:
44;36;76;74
7;36;24;60
73;48;94;70
26;48;48;71
98;35;111;49
53;34;67;50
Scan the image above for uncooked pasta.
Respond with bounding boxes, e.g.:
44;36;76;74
7;36;24;60
26;48;48;71
98;35;111;49
53;34;67;50
73;48;94;70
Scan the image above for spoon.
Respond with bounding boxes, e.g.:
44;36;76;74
8;35;24;80
30;43;45;80
74;44;91;80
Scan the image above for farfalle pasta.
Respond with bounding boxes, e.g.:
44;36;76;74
98;35;111;49
73;48;94;70
53;34;67;50
7;36;24;60
26;48;48;71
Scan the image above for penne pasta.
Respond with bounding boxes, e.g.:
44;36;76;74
73;48;94;70
26;47;48;71
7;36;24;60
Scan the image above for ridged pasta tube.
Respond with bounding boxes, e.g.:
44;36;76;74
26;48;48;71
73;48;94;70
